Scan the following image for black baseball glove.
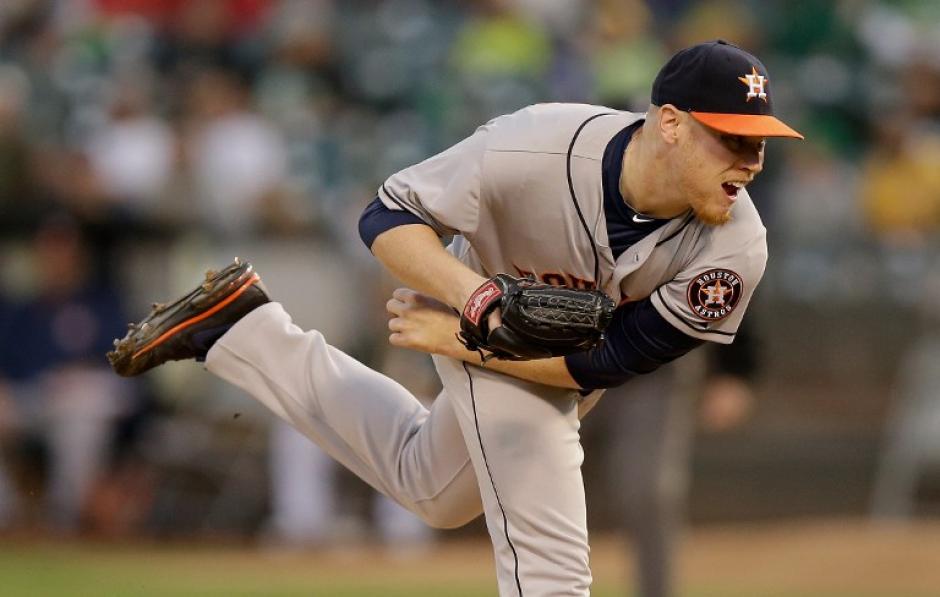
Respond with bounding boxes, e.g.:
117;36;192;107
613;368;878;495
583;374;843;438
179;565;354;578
458;274;616;361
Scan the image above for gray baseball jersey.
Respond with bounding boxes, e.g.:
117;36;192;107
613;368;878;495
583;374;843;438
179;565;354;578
379;103;767;345
205;103;768;596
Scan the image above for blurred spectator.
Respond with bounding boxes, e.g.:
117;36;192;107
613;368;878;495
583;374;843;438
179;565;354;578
150;0;272;81
452;1;551;81
669;0;761;52
767;140;867;304
861;117;940;244
449;0;551;128
266;421;433;550
858;52;940;307
83;73;177;224
180;67;298;237
0;300;16;530
253;0;345;231
871;266;940;520
0;215;139;533
0;62;43;235
586;326;758;597
588;0;666;110
866;43;940;521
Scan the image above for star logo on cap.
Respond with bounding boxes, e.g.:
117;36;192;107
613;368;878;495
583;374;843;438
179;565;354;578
738;66;768;103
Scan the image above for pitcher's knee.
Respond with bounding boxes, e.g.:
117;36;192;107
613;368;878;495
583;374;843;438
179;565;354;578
413;500;482;529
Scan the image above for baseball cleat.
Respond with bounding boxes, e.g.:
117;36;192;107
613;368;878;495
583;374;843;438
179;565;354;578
107;258;270;377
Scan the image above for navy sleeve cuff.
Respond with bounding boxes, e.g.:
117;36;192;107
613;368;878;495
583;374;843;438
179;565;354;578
710;322;758;379
359;197;430;250
565;297;704;390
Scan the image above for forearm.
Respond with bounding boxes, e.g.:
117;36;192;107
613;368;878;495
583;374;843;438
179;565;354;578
372;224;485;309
473;354;582;390
437;327;582;390
386;285;583;390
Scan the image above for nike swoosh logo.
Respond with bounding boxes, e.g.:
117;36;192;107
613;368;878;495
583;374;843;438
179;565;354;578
632;214;654;224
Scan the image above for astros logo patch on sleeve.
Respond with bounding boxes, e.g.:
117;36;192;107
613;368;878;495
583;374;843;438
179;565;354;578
687;269;743;321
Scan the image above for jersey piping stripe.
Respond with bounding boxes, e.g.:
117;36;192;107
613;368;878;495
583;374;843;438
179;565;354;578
566;112;617;286
655;288;736;337
656;212;695;246
462;362;524;596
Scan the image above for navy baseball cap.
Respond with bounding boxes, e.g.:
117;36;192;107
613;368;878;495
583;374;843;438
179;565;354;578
651;40;803;139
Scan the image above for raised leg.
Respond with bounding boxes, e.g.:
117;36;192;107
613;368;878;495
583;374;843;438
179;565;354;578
205;302;483;529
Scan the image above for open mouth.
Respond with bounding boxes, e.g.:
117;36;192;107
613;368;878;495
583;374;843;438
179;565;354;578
721;181;745;199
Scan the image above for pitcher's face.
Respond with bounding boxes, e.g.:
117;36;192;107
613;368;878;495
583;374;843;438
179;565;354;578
676;114;766;226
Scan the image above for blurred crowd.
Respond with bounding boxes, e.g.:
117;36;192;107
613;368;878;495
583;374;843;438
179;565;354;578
0;0;939;552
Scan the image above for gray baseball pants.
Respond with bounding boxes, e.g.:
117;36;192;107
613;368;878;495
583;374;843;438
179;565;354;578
205;302;593;596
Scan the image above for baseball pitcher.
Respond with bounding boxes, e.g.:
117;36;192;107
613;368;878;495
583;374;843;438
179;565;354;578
109;41;802;596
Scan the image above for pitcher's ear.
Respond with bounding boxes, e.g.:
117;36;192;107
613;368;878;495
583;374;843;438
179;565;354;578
655;104;682;144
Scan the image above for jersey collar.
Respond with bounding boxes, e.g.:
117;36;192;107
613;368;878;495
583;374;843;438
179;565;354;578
601;121;671;259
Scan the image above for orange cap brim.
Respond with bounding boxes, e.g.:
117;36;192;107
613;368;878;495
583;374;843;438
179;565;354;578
690;112;804;139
